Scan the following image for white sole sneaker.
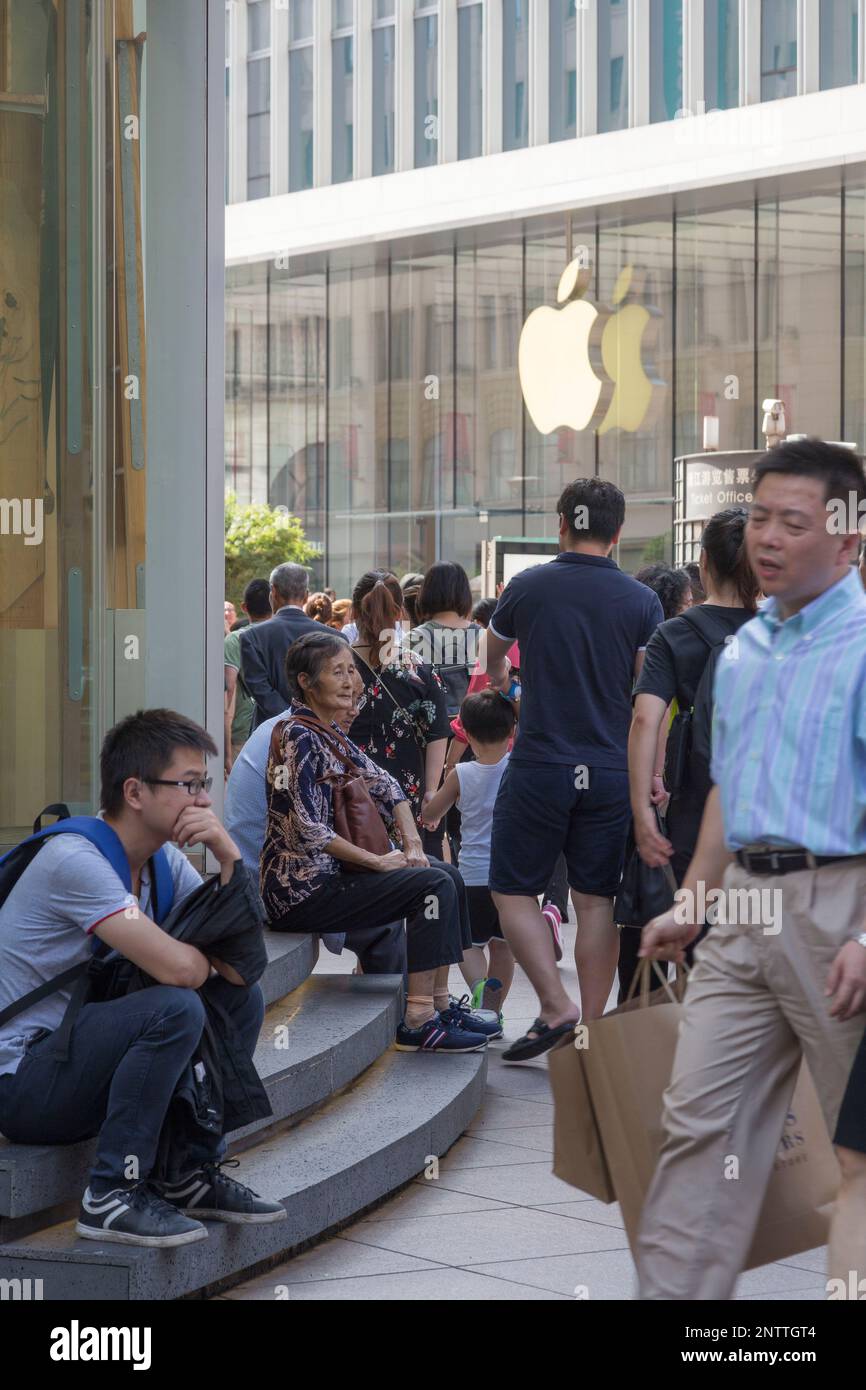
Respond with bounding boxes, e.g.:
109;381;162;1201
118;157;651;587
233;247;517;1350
75;1221;208;1248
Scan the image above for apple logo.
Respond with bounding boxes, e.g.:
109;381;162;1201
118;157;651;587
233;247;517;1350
598;266;665;435
518;258;612;435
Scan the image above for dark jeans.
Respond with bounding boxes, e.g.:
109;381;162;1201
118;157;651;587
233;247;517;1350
273;857;472;974
0;975;264;1194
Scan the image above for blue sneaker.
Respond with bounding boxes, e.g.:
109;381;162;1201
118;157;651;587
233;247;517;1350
395;1014;488;1053
441;994;504;1040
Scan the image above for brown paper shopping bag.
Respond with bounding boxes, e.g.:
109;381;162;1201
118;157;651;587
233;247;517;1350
548;1034;615;1202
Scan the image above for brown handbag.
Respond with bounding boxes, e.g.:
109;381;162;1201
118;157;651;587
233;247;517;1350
270;714;391;868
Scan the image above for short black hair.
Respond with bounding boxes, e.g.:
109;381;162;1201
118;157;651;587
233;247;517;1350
243;577;272;619
417;562;473;621
472;597;497;628
634;563;692;622
100;709;217;815
557;478;625;544
460;688;516;743
284;630;350;701
683;561;705;604
752;437;866;514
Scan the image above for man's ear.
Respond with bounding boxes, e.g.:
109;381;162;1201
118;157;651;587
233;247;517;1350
124;776;145;811
558;512;569;539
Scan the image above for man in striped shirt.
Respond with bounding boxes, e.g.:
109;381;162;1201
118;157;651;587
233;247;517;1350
637;437;866;1300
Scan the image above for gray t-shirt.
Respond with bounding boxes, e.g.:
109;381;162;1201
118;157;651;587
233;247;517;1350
0;834;202;1077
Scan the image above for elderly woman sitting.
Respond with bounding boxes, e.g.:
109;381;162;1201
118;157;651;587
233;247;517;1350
261;631;489;1054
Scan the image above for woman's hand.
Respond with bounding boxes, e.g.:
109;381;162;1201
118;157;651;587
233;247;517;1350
649;773;668;808
372;849;409;872
634;811;674;868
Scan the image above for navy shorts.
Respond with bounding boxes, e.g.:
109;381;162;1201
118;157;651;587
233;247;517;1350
489;761;630;899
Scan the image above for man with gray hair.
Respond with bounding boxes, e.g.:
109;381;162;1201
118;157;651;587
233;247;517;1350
241;563;341;728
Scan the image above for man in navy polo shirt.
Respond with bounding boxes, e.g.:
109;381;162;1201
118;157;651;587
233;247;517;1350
485;479;663;1060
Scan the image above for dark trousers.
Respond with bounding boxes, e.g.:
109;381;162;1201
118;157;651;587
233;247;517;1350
0;975;264;1194
544;853;569;916
351;919;408;981
274;857;472;974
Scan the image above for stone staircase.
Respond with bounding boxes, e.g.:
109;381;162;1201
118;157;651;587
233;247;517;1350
0;935;487;1300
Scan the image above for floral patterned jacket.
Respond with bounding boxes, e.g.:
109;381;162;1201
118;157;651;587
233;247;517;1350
260;702;405;918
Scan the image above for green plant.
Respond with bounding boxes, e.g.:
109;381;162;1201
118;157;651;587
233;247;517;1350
224;492;319;605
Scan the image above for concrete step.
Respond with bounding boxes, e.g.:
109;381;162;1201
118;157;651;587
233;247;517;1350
0;1048;487;1300
0;974;402;1223
261;931;318;1006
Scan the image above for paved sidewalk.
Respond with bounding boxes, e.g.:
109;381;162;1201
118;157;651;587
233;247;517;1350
220;915;829;1301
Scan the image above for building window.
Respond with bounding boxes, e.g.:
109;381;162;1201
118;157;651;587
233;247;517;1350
374;0;395;17
414;9;439;169
704;0;739;111
290;11;315;192
761;0;797;101
503;0;528;150
820;0;859;90
246;1;271;201
458;2;483;160
649;0;683;123
332;4;354;184
373;12;396;174
598;0;629;132
550;0;578;142
225;3;231;202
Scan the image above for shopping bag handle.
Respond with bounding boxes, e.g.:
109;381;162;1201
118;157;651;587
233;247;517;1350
625;957;687;1008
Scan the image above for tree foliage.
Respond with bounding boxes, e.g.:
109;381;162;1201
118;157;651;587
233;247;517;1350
224;492;319;604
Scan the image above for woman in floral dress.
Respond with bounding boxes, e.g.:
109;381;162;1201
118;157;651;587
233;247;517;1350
348;569;451;854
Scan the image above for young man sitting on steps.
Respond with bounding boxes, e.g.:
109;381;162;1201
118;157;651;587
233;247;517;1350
0;709;286;1249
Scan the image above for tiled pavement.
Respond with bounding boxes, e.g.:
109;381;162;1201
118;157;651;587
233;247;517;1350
219;914;829;1302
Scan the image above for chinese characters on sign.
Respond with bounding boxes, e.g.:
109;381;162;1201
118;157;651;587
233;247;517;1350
684;460;754;522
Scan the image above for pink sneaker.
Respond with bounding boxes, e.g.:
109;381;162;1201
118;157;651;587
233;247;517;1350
541;902;564;962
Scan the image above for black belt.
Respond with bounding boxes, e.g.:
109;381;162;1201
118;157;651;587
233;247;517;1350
735;846;860;876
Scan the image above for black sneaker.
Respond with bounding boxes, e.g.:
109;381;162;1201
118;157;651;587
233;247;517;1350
395;1014;488;1053
157;1159;287;1224
76;1182;208;1248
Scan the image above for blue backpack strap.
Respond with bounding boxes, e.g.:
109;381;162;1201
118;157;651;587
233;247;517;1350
149;848;175;926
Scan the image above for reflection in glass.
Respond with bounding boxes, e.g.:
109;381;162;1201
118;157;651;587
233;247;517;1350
761;0;797;101
458;3;483;160
247;57;270;200
332;35;353;183
414;15;439;168
290;46;315;191
503;0;528;151
247;0;269;53
649;0;683;124
704;0;739;111
372;23;396;175
550;0;578;143
598;0;629;133
820;0;858;90
292;0;314;42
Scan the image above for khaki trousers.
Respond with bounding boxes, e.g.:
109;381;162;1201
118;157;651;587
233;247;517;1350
636;859;866;1300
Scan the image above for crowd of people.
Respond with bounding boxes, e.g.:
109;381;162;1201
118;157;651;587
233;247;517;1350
1;437;865;1298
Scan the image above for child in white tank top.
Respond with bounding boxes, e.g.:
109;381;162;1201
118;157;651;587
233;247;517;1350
422;689;517;1019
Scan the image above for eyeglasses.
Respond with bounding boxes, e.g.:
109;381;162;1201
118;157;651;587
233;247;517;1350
144;777;214;796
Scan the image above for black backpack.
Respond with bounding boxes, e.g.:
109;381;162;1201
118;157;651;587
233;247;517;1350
409;621;482;719
663;608;735;803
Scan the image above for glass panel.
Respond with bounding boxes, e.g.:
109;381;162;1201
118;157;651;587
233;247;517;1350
247;0;270;52
372;24;395;175
414;15;439;168
649;0;683;123
458;3;483;160
333;0;353;28
290;45;315;191
291;0;314;42
704;0;739;111
598;0;629;133
332;35;353;183
550;0;578;143
757;192;841;440
844;187;866;448
247;55;270;200
0;0;96;842
502;0;528;151
820;0;859;90
226;58;231;202
374;0;395;17
761;0;798;101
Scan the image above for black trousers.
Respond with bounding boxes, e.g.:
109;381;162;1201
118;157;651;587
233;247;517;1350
273;857;472;975
350;920;407;979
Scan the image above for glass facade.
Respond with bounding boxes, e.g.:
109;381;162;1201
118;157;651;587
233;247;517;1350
458;2;484;160
649;0;683;124
820;0;859;90
372;20;396;175
704;0;739;111
550;0;578;143
598;0;629;133
414;11;439;169
1;0;217;848
225;170;866;595
762;0;798;101
503;0;529;151
246;0;271;201
332;33;354;185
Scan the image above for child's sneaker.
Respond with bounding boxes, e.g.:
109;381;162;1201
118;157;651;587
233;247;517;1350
542;902;564;962
441;995;503;1039
395;1015;488;1053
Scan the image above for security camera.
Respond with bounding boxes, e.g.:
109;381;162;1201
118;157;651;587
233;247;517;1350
761;399;786;449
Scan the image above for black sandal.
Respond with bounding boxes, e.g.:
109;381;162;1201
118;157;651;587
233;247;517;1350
501;1016;578;1063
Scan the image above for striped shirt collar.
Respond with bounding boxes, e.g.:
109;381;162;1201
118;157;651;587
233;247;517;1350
756;567;863;638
